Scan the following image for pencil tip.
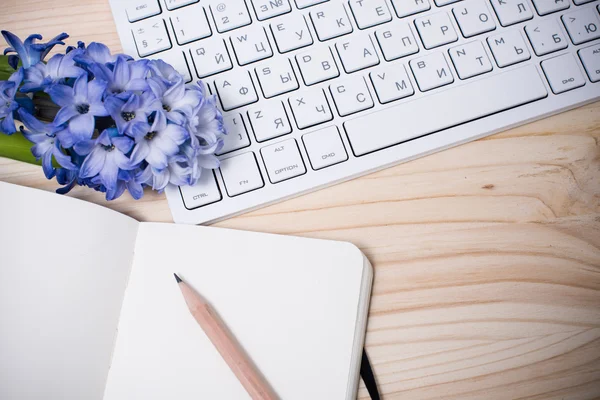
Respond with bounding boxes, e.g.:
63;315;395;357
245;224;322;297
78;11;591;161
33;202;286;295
174;273;182;283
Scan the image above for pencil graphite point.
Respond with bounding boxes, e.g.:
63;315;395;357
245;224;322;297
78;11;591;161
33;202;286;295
174;273;182;283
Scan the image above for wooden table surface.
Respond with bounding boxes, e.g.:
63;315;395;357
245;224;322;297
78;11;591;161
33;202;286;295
1;1;599;398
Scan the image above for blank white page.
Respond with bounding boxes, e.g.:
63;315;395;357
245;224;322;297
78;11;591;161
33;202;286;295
104;222;370;400
0;182;138;400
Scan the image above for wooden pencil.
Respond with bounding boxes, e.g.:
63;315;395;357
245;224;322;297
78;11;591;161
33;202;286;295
174;273;278;400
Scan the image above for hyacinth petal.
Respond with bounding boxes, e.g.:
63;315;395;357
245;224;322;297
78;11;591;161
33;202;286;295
39;33;69;60
127;78;148;92
99;154;120;188
111;136;134;155
112;150;133;170
113;57;130;88
54;105;78;126
127;179;144;200
129;141;150;166
52;142;77;170
153;134;180;158
73;74;88;101
79;147;106;178
41;151;56;179
88;79;107;104
89;103;108;117
145;146;169;169
106;181;126;201
1;31;27;65
197;154;220;169
18;108;48;133
48;84;75;108
0;112;17;134
69;113;94;138
152;167;170;191
73;139;95;155
103;95;124;117
85;42;112;64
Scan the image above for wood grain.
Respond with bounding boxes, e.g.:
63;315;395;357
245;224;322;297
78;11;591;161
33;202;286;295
0;1;599;398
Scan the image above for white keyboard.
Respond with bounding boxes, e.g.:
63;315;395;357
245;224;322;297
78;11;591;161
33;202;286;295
109;0;600;224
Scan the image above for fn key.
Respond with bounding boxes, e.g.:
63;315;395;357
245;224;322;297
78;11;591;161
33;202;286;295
180;171;222;209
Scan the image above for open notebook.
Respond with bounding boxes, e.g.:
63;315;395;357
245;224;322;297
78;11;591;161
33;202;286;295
0;182;373;400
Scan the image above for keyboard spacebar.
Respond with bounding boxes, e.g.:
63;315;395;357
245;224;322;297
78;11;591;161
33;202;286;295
344;65;548;156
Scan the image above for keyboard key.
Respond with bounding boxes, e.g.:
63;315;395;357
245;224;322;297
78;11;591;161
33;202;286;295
344;65;548;156
410;52;454;91
449;40;493;79
170;4;211;45
415;12;459;49
252;0;292;20
490;0;533;26
289;89;333;129
562;9;600;45
189;38;232;77
573;0;595;4
248;101;293;142
152;50;191;82
525;20;568;56
165;0;197;11
296;47;340;85
255;58;299;98
530;0;569;15
375;22;419;61
348;0;393;29
391;0;431;17
126;1;161;22
271;14;314;53
302;126;348;170
435;0;461;6
487;29;531;67
230;26;273;65
210;0;252;33
216;114;250;155
261;139;306;183
541;53;586;94
132;19;172;57
579;43;600;82
336;34;380;73
220;152;264;196
329;76;374;116
452;0;497;37
295;0;328;8
179;171;221;209
310;2;353;41
214;71;259;110
370;64;415;103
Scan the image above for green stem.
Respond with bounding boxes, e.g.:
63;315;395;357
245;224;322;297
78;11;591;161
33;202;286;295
0;130;42;166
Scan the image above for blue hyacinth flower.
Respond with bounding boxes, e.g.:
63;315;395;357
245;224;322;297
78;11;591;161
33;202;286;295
48;74;109;141
129;111;189;169
18;109;77;179
0;69;34;134
90;56;149;95
21;50;85;93
2;30;68;69
104;91;161;138
79;127;136;199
